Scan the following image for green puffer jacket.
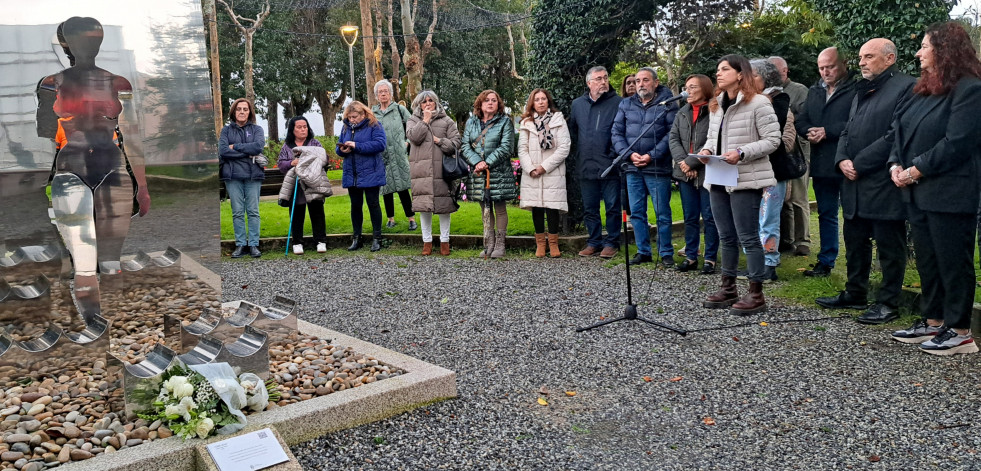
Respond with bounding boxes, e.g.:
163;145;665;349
372;103;412;195
462;113;517;202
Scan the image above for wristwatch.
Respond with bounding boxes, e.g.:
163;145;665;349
737;148;745;161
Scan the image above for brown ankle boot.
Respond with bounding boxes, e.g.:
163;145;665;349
421;242;433;256
703;275;739;308
547;233;561;258
730;281;767;316
440;241;451;256
534;233;547;258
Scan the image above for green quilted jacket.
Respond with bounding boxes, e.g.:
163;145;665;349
372;103;412;195
462;113;517;202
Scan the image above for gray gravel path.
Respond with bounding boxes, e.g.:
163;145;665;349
218;254;981;470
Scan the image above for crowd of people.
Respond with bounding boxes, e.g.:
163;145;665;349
219;21;981;355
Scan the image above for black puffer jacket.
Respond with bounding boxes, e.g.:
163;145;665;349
218;122;266;181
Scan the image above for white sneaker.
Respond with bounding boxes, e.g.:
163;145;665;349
316;242;327;253
292;244;304;255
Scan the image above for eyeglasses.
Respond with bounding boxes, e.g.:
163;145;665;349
588;75;609;82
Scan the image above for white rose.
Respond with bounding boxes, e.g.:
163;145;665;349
164;404;184;418
174;382;194;399
195;417;215;438
165;376;187;393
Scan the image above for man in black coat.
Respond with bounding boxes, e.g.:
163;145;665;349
816;39;915;324
568;66;623;259
796;47;857;277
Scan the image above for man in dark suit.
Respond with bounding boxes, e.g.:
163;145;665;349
796;47;857;277
816;39;915;324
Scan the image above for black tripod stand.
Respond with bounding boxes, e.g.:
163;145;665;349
577;98;688;336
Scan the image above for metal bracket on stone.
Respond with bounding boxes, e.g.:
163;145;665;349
0;245;61;267
178;326;269;379
0;274;51;302
106;343;180;419
0;313;109;381
254;296;299;348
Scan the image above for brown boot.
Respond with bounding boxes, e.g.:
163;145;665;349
547;234;561;258
703;275;739;308
491;230;506;258
534;233;547;258
440;241;451;256
421;242;433;256
730;281;767;316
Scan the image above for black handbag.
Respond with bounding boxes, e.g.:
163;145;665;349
442;143;470;182
771;139;807;181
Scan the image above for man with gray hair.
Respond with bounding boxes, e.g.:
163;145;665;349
568;66;623;259
611;67;678;266
815;38;914;325
769;56;811;258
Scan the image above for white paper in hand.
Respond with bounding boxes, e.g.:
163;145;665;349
697;154;738;187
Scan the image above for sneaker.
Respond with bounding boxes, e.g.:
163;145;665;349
578;246;601;257
660;255;675;268
701;261;716;275
598;246;618;259
386;220;396;228
292;244;304;255
891;320;942;344
677;259;698;272
316;242;327;253
763;265;779;283
919;327;979;355
408;220;418;231
803;262;832;277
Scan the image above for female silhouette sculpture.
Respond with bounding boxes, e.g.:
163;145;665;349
37;17;151;319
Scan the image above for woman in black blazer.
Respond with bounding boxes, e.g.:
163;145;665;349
888;22;981;355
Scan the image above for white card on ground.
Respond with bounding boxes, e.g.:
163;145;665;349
703;156;738;187
206;428;289;471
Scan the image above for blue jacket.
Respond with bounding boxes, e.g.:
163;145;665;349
218;122;265;181
611;85;678;176
337;118;387;188
567;89;622;180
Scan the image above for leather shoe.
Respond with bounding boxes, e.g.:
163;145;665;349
794;245;810;256
628;253;653;266
815;290;867;310
348;236;363;251
677;258;698;272
598;246;618;259
249;246;262;258
370;237;382;252
230;246;246;258
578;245;601;257
660;255;675;268
856;303;899;324
803;262;832;277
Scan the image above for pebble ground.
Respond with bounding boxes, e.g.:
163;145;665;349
219;253;981;471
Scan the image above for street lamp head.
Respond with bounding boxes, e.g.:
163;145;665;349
340;25;359;46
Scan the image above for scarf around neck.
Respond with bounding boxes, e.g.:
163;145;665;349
534;111;554;150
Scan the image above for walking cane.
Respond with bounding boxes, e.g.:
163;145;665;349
284;172;301;256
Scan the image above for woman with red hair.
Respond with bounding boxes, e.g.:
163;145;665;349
888;22;981;355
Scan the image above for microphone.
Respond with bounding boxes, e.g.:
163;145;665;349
658;90;689;106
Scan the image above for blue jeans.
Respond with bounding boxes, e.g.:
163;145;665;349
580;178;621;249
226;179;262;247
812;176;842;267
626;172;673;257
760;182;787;267
678;180;718;262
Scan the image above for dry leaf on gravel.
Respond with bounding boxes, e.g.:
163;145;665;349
702;417;716;426
565;391;576;397
537;397;548;406
669;376;683;382
643;376;652;382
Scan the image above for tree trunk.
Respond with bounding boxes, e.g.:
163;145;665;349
359;0;378;106
385;0;402;102
244;31;256;104
267;101;279;142
399;0;437;101
204;0;223;138
314;89;346;137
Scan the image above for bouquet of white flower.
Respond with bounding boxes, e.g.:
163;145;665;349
137;362;280;440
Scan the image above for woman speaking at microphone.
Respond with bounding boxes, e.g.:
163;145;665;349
698;54;781;315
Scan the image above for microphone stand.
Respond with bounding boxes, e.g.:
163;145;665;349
577;96;688;336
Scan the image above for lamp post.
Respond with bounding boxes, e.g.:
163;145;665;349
340;25;359;102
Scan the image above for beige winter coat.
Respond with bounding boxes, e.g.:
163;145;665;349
407;108;462;214
517;112;571;211
701;92;780;191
